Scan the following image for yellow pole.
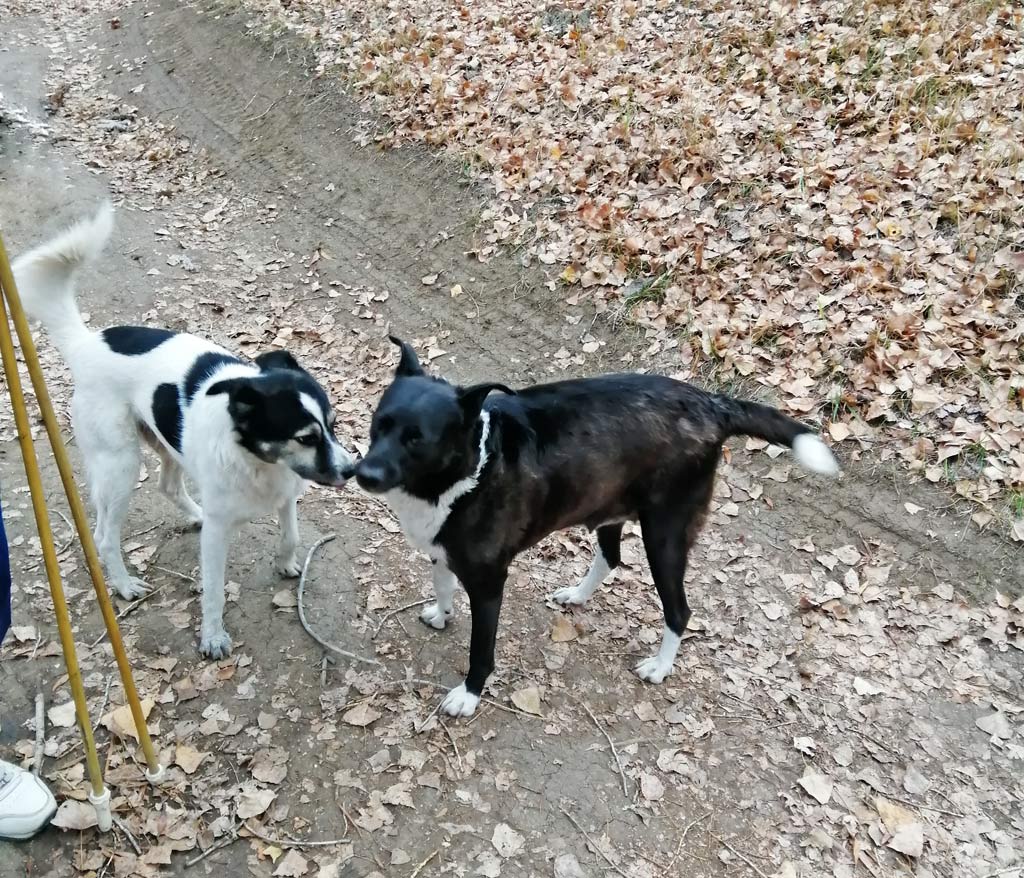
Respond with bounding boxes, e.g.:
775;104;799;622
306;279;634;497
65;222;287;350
0;232;164;782
0;258;106;804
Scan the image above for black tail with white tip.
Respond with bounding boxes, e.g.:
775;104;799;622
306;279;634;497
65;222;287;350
719;396;839;477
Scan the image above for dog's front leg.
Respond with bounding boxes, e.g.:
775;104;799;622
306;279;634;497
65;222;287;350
420;558;457;629
275;499;302;578
198;516;235;659
440;574;507;718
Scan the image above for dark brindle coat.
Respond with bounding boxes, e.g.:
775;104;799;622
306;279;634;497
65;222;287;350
355;338;838;717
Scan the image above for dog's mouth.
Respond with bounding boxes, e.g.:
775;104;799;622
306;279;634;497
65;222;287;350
312;466;356;488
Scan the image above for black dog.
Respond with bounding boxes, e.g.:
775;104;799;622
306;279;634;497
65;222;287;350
356;337;838;716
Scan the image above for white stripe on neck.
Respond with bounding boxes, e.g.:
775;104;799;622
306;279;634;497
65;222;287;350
384;411;491;555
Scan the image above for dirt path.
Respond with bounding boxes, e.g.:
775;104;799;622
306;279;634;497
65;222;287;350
1;2;1021;878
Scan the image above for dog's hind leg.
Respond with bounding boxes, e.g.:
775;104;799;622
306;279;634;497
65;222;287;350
154;445;202;530
634;473;714;684
552;522;622;606
74;396;147;600
274;498;301;577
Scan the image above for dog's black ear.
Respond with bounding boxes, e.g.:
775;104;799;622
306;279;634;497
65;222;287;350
389;335;424;377
254;350;303;373
207;378;265;416
457;382;514;422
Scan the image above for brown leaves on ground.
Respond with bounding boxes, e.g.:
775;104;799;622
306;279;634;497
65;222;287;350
249;0;1024;531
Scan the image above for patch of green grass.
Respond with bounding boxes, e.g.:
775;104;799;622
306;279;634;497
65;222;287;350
624;271;672;308
1010;491;1024;518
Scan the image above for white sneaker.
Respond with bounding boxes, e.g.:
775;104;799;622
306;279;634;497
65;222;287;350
0;759;57;840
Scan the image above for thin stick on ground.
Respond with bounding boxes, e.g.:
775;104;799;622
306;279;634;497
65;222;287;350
88;585;168;648
438;718;464;773
410;849;439;877
582;701;630;799
372;598;430;639
32;693;45;775
185;830;241;868
667;811;712;871
242;820;349;848
712;834;771;878
559;807;630;878
296;535;381;667
112;816;142;855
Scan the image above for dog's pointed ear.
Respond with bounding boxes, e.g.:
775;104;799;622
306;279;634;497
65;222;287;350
389;335;424;377
207;377;264;416
457;382;514;422
254;349;303;373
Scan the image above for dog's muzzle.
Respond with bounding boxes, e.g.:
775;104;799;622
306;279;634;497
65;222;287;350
353;460;396;494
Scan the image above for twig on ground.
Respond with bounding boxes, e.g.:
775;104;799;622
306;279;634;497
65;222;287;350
438;719;463;773
711;834;770;878
33;693;45;775
582;702;630;799
559;807;630;878
89;586;168;647
243;820;348;848
296;535;381;667
668;811;712;871
371;598;430;639
150;564;195;583
112;816;142;855
861;783;966;819
410;849;439;877
185;829;241;867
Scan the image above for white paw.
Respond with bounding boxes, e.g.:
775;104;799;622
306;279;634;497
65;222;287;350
440;683;480;717
420;603;453;630
275;555;302;578
111;577;148;600
199;630;233;660
181;515;203;532
552;585;587;606
635;655;673;685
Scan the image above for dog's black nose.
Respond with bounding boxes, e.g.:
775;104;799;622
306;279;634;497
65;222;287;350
354;462;388;493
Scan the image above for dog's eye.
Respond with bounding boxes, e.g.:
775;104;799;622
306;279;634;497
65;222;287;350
296;434;319;447
403;430;422;448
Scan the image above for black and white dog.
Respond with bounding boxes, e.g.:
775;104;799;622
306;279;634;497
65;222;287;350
355;337;839;716
13;203;354;658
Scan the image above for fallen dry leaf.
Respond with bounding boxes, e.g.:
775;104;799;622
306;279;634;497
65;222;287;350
491;823;524;858
550;615;577;643
273;849;309;877
174;744;208;775
102;698;155;741
510;687;542;716
342;702;381;727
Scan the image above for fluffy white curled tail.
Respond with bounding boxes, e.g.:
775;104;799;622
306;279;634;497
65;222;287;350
11;201;113;356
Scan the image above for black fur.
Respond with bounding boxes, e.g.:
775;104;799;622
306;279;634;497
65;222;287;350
103;326;176;356
151;382;183;452
184;352;242;402
357;337;824;702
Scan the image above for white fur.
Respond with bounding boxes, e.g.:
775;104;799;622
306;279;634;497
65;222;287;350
13;203;351;657
635;624;682;684
792;434;839;476
440;683;481;717
553;551;611;606
420;559;457;629
383;411;491;554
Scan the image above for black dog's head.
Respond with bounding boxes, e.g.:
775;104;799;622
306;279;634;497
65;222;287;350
354;337;513;496
208;350;354;487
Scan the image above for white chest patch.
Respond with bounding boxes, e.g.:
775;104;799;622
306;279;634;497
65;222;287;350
384;412;491;557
